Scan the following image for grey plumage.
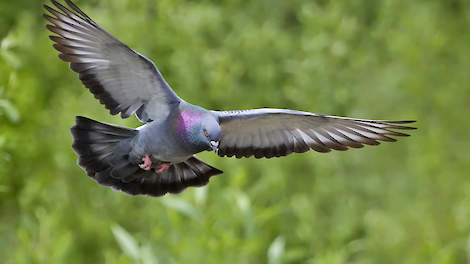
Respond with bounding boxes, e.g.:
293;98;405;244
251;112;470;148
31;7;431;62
71;116;222;196
45;0;416;197
43;0;180;122
215;109;415;158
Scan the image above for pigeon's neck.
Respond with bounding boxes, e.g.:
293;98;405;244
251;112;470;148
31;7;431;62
177;110;203;134
175;103;206;128
172;105;208;152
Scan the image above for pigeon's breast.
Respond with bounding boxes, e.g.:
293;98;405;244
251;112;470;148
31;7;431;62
133;121;195;163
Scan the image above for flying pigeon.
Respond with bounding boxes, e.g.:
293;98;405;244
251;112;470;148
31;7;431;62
44;0;416;197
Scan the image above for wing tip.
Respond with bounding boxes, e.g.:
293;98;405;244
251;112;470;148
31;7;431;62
43;4;52;12
384;120;417;124
384;120;418;130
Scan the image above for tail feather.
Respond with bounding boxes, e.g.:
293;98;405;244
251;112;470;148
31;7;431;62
71;116;223;197
162;157;223;194
92;156;223;197
71;116;137;176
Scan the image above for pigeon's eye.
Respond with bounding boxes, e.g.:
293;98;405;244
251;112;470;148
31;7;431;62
204;130;209;137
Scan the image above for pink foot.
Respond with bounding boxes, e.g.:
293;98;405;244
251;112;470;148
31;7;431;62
139;155;152;171
155;162;171;174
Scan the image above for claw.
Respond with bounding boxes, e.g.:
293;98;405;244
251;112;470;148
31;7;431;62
139;155;152;171
155;162;171;174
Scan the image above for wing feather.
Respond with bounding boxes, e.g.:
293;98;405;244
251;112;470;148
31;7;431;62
214;109;416;158
44;0;181;122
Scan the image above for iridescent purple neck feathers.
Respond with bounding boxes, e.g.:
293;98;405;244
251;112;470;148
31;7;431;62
177;110;203;134
172;107;221;152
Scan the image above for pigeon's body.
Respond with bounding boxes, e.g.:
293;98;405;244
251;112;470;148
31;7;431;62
134;118;189;163
44;0;417;197
132;102;218;163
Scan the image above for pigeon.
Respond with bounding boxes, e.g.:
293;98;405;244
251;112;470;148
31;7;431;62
44;0;417;197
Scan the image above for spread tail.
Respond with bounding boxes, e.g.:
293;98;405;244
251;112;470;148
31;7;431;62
71;116;223;197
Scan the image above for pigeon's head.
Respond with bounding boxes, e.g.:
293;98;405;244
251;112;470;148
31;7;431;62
201;115;221;153
176;109;221;153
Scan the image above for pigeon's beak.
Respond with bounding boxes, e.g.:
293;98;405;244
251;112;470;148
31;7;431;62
210;140;219;153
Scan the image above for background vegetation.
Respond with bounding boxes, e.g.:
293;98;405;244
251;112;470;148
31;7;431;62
1;0;469;263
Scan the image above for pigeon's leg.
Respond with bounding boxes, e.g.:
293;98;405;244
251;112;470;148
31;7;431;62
139;155;152;171
155;162;171;174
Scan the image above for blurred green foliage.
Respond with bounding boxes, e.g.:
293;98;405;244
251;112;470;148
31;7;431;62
0;0;469;263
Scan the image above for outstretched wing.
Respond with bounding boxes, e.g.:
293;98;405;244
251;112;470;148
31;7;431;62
44;0;181;122
214;109;416;158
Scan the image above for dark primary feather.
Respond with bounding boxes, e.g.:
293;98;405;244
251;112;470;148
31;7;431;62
214;109;417;158
44;0;181;122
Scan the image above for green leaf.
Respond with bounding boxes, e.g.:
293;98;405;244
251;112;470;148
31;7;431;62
160;196;202;219
0;99;20;123
267;236;285;264
141;244;159;264
111;225;140;261
0;50;21;69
